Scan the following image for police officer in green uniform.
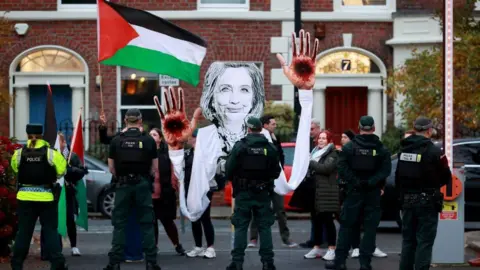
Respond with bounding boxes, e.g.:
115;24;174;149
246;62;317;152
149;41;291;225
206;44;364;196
225;117;282;270
325;116;391;270
104;109;161;270
397;116;451;270
10;124;68;270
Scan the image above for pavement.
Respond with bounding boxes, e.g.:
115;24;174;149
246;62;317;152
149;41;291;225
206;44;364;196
4;219;479;270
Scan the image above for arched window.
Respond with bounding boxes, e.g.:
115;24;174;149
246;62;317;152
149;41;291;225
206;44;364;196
315;51;381;74
16;49;85;72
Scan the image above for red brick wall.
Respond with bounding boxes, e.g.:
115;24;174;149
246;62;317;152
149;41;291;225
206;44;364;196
303;22;393;69
0;0;57;11
108;0;196;10
397;0;468;11
0;20;280;135
302;0;333;11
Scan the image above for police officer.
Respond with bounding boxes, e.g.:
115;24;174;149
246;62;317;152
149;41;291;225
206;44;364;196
104;109;160;270
10;124;68;270
397;116;451;270
225;117;282;270
325;116;391;270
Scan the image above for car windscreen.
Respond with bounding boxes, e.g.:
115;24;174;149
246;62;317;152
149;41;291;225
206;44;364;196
283;146;294;166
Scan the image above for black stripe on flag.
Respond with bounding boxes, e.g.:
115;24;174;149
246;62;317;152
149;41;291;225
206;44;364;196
104;0;208;48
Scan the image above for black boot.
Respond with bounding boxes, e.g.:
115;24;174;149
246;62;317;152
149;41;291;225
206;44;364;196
325;261;347;270
146;262;161;270
54;264;69;270
262;262;276;270
226;262;243;270
103;264;120;270
175;244;186;255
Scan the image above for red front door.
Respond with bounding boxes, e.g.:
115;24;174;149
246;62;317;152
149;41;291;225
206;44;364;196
325;87;368;145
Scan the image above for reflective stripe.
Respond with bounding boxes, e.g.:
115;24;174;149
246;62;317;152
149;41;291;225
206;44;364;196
47;149;54;166
16;149;22;164
17;190;54;202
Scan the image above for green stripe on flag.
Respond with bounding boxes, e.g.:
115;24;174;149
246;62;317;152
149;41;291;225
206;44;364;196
75;179;89;231
57;184;67;237
101;45;201;86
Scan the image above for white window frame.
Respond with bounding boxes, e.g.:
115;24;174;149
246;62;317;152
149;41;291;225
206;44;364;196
197;0;249;11
116;66;162;126
57;0;96;10
476;0;480;11
334;0;394;12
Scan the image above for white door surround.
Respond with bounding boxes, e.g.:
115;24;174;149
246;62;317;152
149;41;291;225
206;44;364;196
312;35;388;137
8;45;90;149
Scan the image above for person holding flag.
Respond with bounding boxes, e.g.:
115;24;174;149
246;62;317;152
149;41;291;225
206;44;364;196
10;124;69;270
57;132;89;256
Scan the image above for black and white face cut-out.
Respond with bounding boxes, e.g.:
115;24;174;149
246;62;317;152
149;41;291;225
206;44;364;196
200;62;265;155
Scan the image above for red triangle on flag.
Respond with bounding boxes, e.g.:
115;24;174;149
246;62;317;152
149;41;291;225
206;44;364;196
70;115;84;165
97;0;139;62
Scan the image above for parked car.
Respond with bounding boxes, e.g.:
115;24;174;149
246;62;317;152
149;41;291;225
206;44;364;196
83;154;115;218
224;142;300;210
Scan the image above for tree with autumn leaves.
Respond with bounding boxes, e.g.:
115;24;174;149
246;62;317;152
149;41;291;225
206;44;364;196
387;0;480;137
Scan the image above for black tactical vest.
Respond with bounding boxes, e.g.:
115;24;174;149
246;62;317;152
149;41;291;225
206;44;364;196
237;140;270;180
351;141;378;172
397;146;428;187
17;146;57;185
115;131;150;175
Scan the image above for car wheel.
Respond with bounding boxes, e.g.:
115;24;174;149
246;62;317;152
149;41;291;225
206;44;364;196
396;210;403;230
99;189;115;218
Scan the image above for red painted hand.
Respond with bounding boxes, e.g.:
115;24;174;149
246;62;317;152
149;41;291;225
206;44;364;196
153;86;202;150
276;29;320;90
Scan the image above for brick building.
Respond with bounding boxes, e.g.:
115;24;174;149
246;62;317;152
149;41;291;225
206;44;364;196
0;0;477;145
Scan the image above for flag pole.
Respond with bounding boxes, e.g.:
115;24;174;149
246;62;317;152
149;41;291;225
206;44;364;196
68;106;84;164
97;63;105;114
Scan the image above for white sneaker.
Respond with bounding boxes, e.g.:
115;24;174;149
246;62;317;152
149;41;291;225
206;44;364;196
204;247;216;259
373;247;388;258
351;248;360;258
247;240;257;248
322;248;335;261
303;248;322;259
186;247;205;258
71;247;81;256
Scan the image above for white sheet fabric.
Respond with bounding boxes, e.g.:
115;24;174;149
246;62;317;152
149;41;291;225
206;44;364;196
172;89;313;221
261;89;313;195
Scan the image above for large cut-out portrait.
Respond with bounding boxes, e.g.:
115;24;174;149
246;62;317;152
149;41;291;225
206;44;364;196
200;62;265;156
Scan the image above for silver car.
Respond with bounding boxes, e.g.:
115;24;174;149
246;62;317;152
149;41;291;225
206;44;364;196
84;154;115;218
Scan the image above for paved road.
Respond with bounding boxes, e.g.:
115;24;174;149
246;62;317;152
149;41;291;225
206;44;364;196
13;220;479;269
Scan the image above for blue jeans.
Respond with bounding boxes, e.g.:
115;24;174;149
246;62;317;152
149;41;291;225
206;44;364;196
124;207;143;261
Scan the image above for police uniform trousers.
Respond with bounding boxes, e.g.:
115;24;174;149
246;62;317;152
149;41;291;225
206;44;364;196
334;188;382;269
108;176;157;265
231;189;275;264
399;195;438;270
11;200;66;270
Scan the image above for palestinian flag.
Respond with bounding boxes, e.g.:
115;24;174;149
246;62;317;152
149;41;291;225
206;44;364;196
97;0;208;86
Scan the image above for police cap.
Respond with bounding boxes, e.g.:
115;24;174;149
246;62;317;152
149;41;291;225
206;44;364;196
125;108;142;123
26;124;43;135
358;115;375;131
413;116;433;132
246;117;262;131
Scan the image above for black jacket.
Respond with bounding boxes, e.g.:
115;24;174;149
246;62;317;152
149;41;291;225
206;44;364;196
272;135;285;167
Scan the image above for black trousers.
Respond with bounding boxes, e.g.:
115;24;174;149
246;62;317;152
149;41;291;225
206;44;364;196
41;187;77;258
192;191;215;247
11;200;65;270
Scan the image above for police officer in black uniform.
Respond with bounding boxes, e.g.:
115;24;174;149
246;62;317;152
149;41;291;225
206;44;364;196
104;109;161;270
225;117;282;270
326;116;391;270
397;116;452;270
